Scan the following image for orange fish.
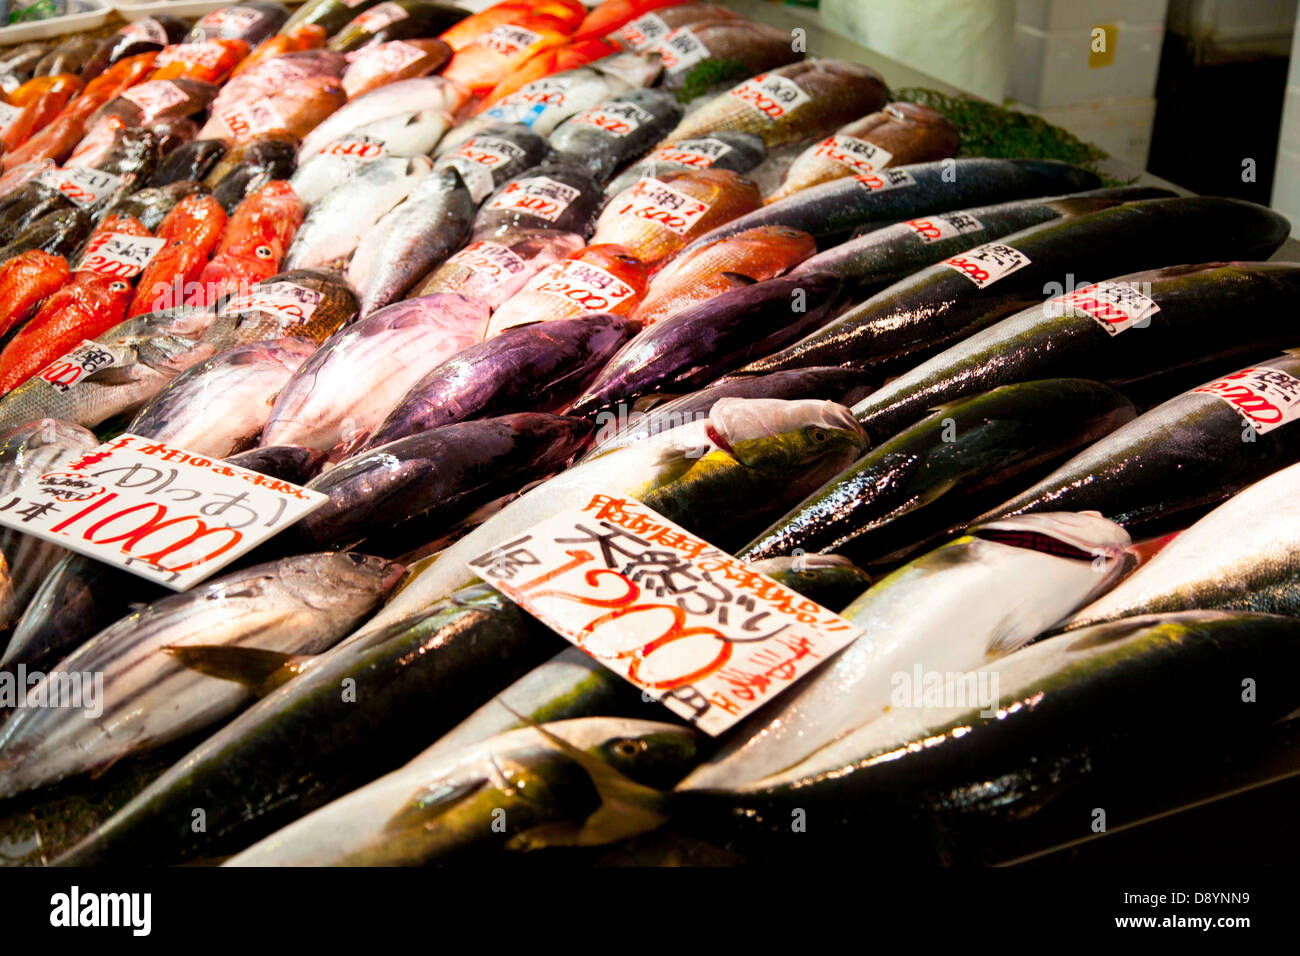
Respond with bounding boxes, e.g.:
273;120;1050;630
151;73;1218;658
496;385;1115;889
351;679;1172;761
7;73;83;109
440;16;577;98
2;117;85;172
1;75;83;152
150;39;249;84
476;37;620;111
570;0;692;43
485;242;647;337
60;53;159;124
190;181;304;306
341;38;452;100
200;75;346;144
84;213;153;245
129;194;228;317
439;0;585;51
633;225;817;324
591;167;761;266
0;250;71;339
230;24;328;78
0;272;133;394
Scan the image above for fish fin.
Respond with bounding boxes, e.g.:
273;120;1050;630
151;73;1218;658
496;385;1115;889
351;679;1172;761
162;645;310;695
83;366;145;386
720;271;758;288
384;777;489;834
985;602;1048;659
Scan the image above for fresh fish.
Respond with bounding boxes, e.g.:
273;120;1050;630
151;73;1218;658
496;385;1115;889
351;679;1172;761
98;180;207;232
79;18;189;82
128;193;227;316
206;133;298;212
86;78;219;132
740;379;1136;568
54;586;558;866
477;37;625;111
295;412;592;552
202;267;361;350
33;37;98;78
633;225;817;325
185;3;290;46
230;24;331;79
0;249;70;337
328;1;468;56
568;272;846;417
225;443;326;484
680;512;1131;791
296;76;470;161
485;243;648;337
128;338;316;457
341;38;453;99
0;419;97;630
210;48;346;115
602;3;741;51
439;0;584;52
0;44;55;82
0;182;74;242
362;314;636;450
284;155;432;271
854;262;1300;443
0;205;91;261
657;20;802;98
741;197;1293;384
765;102;961;204
260;293;491;458
605;130;767;200
431;123;550;205
409;229;586;310
199;75;348;146
224;717;698;866
150;39;250;86
1063;462;1300;628
189;180;304;306
347;168;475;316
441;17;577;98
282;0;386;37
655;58;890;149
591;166;762;265
0;553;402;799
546;88;684;184
149;139;229;187
471;159;604;241
358;397;867;636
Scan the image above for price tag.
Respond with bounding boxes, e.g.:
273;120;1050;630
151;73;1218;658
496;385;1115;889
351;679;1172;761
223;282;322;325
36;340;119;394
120;18;167;44
0;101;23;137
0;434;327;591
37;167;124;207
318;135;386;162
120;81;190;118
196;6;264;34
648;137;734;168
362;39;429;73
1194;367;1300;435
215;100;285;140
904;212;985;244
442;135;524;202
814;135;892;174
475;25;544;59
447;240;529;289
75;233;166;279
155;43;228;70
489;76;575;126
351;2;408;32
611;177;710;236
942;242;1031;289
568;100;655;137
854;167;915;193
1051;280;1161;334
528;258;637;312
614;12;671;50
729;73;811;121
486;176;580;222
656;26;710;74
469;493;864;734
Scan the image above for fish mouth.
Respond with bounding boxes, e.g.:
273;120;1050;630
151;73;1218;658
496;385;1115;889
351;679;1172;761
704;423;735;458
971;512;1132;563
380;562;406;591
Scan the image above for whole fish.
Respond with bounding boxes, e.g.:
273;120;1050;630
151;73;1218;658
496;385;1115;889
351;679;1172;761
282;0;386;37
362;314;636;450
2;116;86;172
655;58;890;149
0;206;93;262
329;1;469;55
149;139;228;187
207;133;298;212
0;273;132;394
680;512;1131;791
485;243;648;337
341;38;453;99
209;48;346;116
739;379;1136;567
0;44;49;82
34;37;99;78
296;76;470;161
229;24;330;79
431;123;551;206
98;180;207;232
583;366;875;458
440;15;578;97
439;0;585;52
198;75;348;146
605;129;766;197
295;412;592;552
546;88;684;185
127;338;317;457
79;18;189;82
0;182;74;241
224;717;698;866
765;102;960;204
284;155;432;271
1063;462;1300;628
54;586;559;866
128;193;227;316
358;397;866;636
477;37;625;110
853;262;1300;442
409;229;586;310
225;443;327;483
975;354;1300;540
0;249;70;337
0;419;97;630
202;267;361;350
568;272;846;417
632;224;817;325
347;167;475;316
658;20;801;98
260;293;491;458
603;3;741;51
592;167;762;265
86;78;218;130
150;39;250;86
186;3;290;46
0;552;402;799
740;197;1293;384
189;180;304;306
471;159;604;241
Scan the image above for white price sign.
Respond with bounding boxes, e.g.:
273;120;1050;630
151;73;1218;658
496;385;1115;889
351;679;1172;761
943;242;1032;289
657;26;710;74
223;282;323;325
611;177;710;235
1051;280;1161;335
853;167;916;193
904;212;985;244
729;73;811;121
1194;366;1300;435
36;166;124;207
36;340;119;394
469;493;864;735
569;101;654;137
648;137;734;168
76;233;166;279
475;24;543;58
528;258;636;312
0;434;326;591
814;135;893;174
615;12;670;50
486;176;580;222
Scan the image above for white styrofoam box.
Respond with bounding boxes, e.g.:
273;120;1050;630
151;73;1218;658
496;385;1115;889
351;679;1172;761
1014;97;1158;168
1269;146;1300;230
1009;21;1166;108
1017;0;1169;32
0;0;108;40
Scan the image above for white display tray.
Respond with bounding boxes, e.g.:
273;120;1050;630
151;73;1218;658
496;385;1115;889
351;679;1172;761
0;0;110;42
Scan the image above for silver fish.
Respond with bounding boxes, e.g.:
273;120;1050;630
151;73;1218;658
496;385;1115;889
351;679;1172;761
297;76;470;161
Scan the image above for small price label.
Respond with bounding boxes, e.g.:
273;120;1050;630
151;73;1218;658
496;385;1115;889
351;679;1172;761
37;166;124;207
854;167;916;193
612;177;710;235
216;101;285;140
814;135;893;174
443;135;525;201
196;6;263;34
120;18;167;44
351;2;408;32
615;12;670;50
569;101;655;137
319;136;386;161
469;493;864;734
648;137;734;168
904;212;985;244
120;81;190;118
1195;366;1300;435
361;39;429;73
476;24;543;58
155;42;228;70
729;73;811;121
76;233;166;279
943;242;1032;289
447;240;528;287
1051;280;1161;334
223;282;322;325
486;176;581;222
656;26;710;74
37;340;119;394
528;258;637;312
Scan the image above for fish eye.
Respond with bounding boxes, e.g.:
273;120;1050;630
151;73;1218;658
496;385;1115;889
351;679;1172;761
255;245;274;259
807;426;829;443
344;553;367;566
109;281;130;292
611;738;644;759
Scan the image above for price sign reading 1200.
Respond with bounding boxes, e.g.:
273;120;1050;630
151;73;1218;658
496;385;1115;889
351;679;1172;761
469;493;864;735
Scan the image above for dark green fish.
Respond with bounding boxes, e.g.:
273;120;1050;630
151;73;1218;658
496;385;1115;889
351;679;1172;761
149;139;229;188
328;0;467;54
0;205;90;261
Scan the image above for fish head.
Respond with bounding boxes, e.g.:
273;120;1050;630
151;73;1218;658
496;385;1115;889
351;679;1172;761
590;723;701;790
706;397;867;483
970;511;1132;572
280;552;405;611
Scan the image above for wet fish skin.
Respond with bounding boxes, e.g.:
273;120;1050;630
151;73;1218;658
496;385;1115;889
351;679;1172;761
471;159;605;242
0;206;92;262
97;180;208;233
202;267;361;350
224;444;327;484
853;261;1300;443
207;134;299;214
149;139;229;188
430;123;550;206
363;314;638;450
741;196;1294;383
328;0;467;55
0;250;71;338
297;76;470;162
658;20;802;96
740;379;1137;568
547;88;685;185
605;129;767;197
295;412;593;552
186;2;290;45
408;228;586;311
